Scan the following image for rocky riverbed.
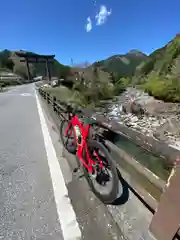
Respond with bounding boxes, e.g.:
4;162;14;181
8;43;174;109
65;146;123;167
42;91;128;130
97;88;180;151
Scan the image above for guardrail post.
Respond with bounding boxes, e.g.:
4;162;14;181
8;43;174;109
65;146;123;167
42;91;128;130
47;93;50;104
53;96;56;113
149;158;180;240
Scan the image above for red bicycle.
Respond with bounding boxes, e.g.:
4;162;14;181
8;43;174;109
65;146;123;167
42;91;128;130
59;105;119;204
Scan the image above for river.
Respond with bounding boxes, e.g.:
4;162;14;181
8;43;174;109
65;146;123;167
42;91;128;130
95;95;172;183
113;133;170;181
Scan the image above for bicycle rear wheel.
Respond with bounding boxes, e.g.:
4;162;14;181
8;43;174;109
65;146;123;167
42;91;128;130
60;120;77;154
83;140;119;204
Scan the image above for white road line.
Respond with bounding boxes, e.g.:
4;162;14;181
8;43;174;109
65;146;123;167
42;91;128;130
20;93;32;96
35;92;81;240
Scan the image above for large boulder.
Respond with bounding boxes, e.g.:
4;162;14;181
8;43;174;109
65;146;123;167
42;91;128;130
130;101;145;115
122;100;145;115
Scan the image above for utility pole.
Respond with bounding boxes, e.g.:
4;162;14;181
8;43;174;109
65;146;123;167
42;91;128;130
71;58;74;67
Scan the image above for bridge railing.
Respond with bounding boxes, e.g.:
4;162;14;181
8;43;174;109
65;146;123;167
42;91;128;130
38;87;180;240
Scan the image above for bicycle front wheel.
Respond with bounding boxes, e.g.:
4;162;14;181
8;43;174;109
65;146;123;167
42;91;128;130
59;120;77;154
83;140;119;204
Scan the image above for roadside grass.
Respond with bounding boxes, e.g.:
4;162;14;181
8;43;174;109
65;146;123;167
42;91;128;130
43;86;88;107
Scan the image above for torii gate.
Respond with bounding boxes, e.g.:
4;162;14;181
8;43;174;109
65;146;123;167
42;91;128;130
15;51;55;83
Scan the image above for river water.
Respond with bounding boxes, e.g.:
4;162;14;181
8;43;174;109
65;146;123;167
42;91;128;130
113;134;170;181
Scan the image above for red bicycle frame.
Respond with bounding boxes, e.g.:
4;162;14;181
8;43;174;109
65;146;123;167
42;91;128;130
64;115;103;173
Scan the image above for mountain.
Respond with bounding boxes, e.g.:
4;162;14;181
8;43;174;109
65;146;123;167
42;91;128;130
0;49;148;86
135;34;180;78
0;49;71;82
92;50;148;79
72;61;91;68
134;34;180;102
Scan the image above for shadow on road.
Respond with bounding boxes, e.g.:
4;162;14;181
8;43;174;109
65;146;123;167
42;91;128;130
112;168;129;206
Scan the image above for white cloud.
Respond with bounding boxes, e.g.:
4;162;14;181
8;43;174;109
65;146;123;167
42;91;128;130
85;17;92;32
95;5;112;26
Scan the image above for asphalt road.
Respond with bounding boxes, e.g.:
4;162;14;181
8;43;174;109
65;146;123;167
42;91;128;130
0;84;67;239
0;84;124;240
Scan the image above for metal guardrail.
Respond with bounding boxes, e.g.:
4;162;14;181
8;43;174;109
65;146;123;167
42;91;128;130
38;87;180;238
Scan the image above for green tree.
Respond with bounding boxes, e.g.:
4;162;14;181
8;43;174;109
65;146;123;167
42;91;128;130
59;65;71;79
91;66;100;102
110;72;119;85
4;59;14;71
140;60;154;75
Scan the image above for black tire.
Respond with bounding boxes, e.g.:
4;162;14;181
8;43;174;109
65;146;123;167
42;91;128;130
59;120;77;154
83;140;119;204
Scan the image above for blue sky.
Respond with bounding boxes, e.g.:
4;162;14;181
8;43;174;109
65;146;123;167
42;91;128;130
1;0;180;65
